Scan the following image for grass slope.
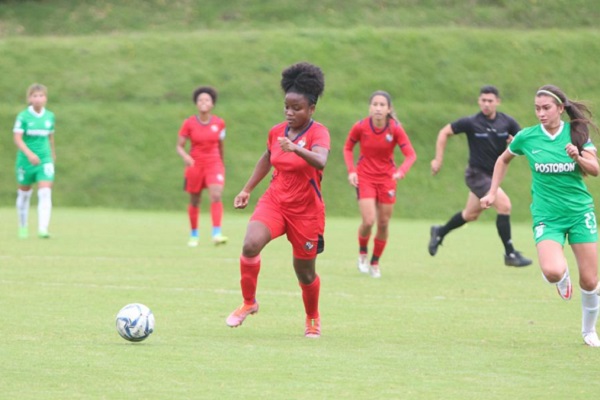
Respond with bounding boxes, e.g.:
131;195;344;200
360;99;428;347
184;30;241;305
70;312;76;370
0;208;597;399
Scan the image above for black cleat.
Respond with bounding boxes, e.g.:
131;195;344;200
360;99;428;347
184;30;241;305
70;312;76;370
504;251;532;267
428;225;443;256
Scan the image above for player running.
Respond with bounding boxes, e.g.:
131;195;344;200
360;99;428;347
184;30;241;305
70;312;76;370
226;62;329;338
14;83;56;239
481;84;600;347
343;90;416;278
177;86;228;247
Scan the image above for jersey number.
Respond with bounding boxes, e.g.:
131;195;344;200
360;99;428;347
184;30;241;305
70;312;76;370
585;212;597;234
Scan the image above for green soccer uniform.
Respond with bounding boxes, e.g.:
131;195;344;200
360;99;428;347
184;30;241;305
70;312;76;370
509;121;597;244
14;105;55;184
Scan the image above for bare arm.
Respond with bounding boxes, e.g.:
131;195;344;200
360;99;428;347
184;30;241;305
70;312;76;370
234;150;272;209
176;135;194;166
48;133;56;161
480;150;515;208
14;133;40;165
430;124;454;175
566;144;599;177
278;137;329;170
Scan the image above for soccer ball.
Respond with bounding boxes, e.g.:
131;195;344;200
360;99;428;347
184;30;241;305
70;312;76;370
115;303;155;342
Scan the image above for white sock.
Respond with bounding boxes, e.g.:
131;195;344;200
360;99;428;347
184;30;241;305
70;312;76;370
581;287;599;335
38;187;52;233
16;189;33;228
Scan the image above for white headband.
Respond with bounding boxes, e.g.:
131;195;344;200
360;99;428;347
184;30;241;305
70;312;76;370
536;89;563;104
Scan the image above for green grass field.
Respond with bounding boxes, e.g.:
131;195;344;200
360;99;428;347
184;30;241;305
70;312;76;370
1;207;598;399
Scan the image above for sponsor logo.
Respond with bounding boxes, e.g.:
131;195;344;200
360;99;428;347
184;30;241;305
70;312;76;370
532;149;543;154
534;162;575;173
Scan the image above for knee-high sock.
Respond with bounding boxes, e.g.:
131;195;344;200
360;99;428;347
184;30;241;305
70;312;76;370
358;230;370;254
299;275;320;319
496;214;515;255
240;254;261;305
440;211;467;237
371;238;387;265
188;205;199;231
581;287;600;335
211;201;223;234
37;188;52;232
16;189;33;228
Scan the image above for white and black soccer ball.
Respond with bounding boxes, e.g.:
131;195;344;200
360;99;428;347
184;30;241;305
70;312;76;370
115;303;155;342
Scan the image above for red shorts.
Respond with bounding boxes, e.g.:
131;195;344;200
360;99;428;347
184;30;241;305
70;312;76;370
184;165;225;193
357;177;397;204
251;197;325;260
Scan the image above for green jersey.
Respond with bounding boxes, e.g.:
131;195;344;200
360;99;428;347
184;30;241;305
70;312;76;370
509;121;595;217
13;105;55;164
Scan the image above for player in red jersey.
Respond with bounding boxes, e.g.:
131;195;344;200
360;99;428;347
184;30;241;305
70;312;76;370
176;86;228;247
343;91;417;278
226;62;329;338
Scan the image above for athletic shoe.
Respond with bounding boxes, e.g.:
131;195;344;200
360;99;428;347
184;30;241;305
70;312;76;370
38;230;50;239
556;269;572;301
18;227;28;239
226;301;259;327
428;225;443;256
212;234;228;246
357;254;369;274
583;331;600;347
369;264;381;279
305;317;321;338
504;251;532;267
188;236;199;247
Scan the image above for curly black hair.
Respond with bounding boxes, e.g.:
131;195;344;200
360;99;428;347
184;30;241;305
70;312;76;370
280;62;325;105
192;86;218;104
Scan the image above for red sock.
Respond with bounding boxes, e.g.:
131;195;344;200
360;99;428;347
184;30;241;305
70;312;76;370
211;201;223;228
372;238;387;262
188;205;199;230
358;231;370;254
299;275;320;319
240;255;260;305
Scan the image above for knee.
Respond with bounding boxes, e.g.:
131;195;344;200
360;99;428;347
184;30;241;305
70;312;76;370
242;238;262;257
362;217;375;230
463;212;479;222
209;193;222;203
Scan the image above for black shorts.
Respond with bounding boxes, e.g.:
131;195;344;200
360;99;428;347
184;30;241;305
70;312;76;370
464;166;492;199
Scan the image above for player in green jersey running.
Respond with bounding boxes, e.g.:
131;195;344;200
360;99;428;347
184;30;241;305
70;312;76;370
481;84;600;347
13;83;56;239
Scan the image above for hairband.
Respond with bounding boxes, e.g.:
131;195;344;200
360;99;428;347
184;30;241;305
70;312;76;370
536;89;563;104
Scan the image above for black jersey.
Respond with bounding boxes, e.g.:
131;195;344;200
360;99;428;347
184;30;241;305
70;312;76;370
450;111;521;174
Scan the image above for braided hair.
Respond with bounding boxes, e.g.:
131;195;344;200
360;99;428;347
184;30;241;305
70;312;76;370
281;62;325;106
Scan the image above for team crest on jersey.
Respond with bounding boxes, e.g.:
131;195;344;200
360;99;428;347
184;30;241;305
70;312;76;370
388;190;395;198
385;133;393;142
211;124;219;132
298;139;306;148
45;121;52;128
304;241;314;251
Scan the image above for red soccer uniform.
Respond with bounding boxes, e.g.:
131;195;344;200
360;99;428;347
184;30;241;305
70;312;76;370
343;117;416;202
252;120;331;259
179;115;226;192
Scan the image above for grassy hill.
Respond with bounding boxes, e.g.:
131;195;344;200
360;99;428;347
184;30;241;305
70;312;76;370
1;1;600;220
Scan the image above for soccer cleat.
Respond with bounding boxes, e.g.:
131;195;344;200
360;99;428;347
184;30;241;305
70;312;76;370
38;230;50;239
305;317;321;338
188;236;199;247
556;269;572;300
504;251;532;267
18;227;28;239
369;264;381;279
428;225;443;256
583;331;600;347
212;234;228;246
226;301;259;327
357;254;369;274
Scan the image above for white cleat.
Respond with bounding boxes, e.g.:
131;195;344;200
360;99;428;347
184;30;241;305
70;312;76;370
583;331;600;347
556;269;572;300
357;254;369;274
369;264;381;279
188;236;199;247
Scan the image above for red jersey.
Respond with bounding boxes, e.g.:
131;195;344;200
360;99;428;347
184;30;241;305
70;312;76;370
178;115;226;168
262;120;330;215
343;117;416;182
